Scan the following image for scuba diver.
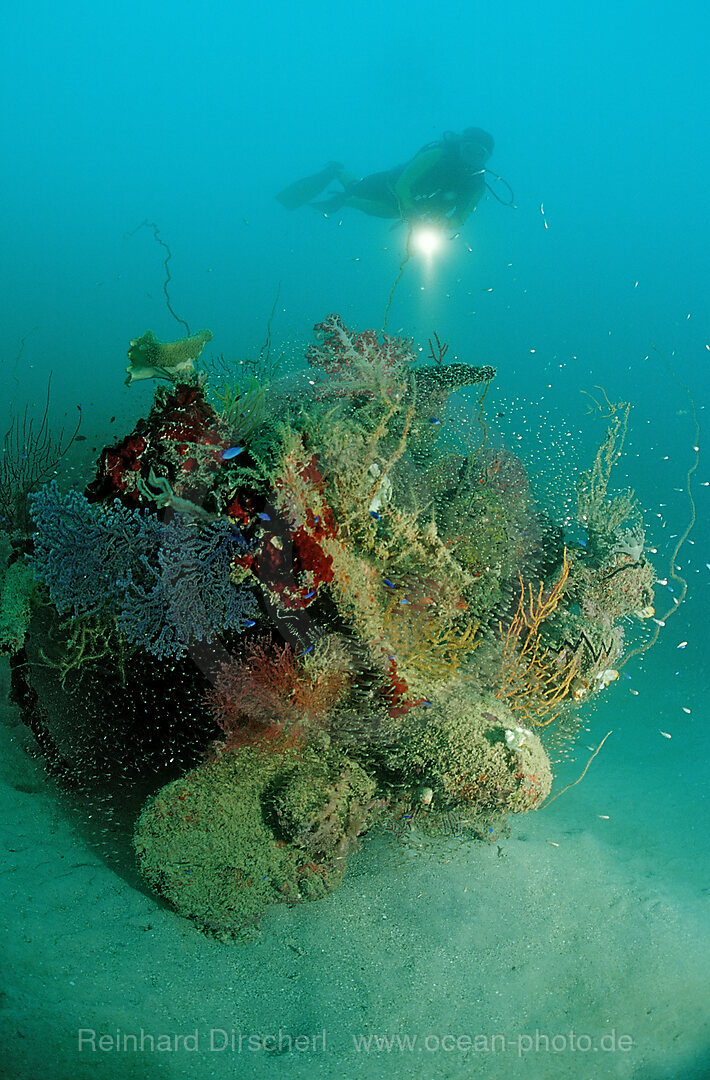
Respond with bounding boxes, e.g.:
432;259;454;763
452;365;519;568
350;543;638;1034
275;127;499;232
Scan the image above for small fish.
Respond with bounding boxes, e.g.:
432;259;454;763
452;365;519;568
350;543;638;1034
399;598;409;604
428;417;441;425
256;512;271;521
383;579;395;588
243;619;256;628
298;644;314;656
682;707;691;714
75;435;87;441
304;589;316;599
598;814;610;820
660;730;672;738
370;510;381;520
221;446;244;461
109;415;116;423
677;641;688;649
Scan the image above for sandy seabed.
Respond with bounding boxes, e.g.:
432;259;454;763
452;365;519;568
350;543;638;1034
1;657;709;1080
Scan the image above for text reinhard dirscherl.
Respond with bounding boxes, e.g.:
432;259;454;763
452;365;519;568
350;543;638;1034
77;1029;326;1053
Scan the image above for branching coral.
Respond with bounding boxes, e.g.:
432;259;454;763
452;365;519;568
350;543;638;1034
39;614;135;686
0;378;82;537
383;596;479;683
207;638;352;752
306;312;415;403
496;550;579;726
576;401;641;559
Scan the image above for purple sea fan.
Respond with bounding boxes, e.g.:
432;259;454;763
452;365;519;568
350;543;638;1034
28;481;162;618
29;482;256;659
117;516;257;658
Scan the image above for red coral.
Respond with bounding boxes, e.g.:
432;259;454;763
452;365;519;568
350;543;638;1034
381;656;426;718
225;494;255;527
297;455;325;490
234;457;340;610
155;384;221;456
292;526;334;585
206;640;349;754
87;430;150;504
86;383;223;506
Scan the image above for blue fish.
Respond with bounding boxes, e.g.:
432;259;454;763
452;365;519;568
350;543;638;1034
370;510;381;520
243;619;256;628
221;446;244;461
383;579;395;588
429;417;441;425
304;589;316;599
256;512;271;521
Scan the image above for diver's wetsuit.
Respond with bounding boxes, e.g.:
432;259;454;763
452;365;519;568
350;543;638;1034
277;128;494;230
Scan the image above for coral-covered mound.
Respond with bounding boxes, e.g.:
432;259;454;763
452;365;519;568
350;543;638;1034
8;314;657;936
388;687;553;815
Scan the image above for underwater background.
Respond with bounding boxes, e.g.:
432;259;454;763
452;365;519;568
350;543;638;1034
1;1;709;1078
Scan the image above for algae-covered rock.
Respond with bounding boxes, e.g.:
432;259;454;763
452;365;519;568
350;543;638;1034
387;687;552;814
134;748;292;934
134;743;379;935
273;753;377;858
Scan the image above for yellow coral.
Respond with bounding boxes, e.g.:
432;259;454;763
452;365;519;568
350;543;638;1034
384;600;479;680
496;550;578;726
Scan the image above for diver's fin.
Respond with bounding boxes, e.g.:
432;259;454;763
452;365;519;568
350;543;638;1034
310;191;348;214
275;162;346;210
337;169;358;189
